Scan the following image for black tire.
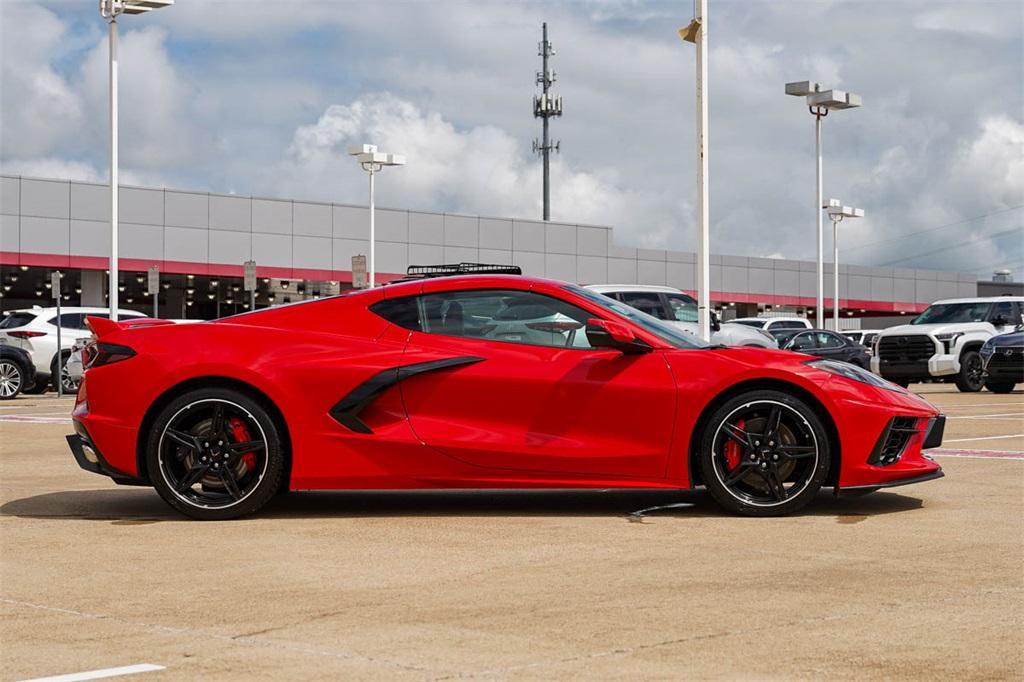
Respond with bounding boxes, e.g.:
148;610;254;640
22;376;48;394
0;358;25;400
985;381;1017;394
146;387;285;520
954;351;984;393
699;390;830;517
50;351;79;394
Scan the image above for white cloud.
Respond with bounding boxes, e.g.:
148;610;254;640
276;94;686;246
0;3;82;158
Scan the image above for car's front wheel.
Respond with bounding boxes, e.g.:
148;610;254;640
146;388;285;520
954;351;984;392
0;359;24;400
699;390;830;516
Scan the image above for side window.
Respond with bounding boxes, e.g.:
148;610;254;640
54;313;85;330
416;289;595;349
990;301;1015;324
666;294;698;323
817;332;844;349
619;292;668;320
790;332;816;351
370;297;422;331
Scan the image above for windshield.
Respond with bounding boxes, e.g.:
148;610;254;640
731;319;765;329
911;302;991;325
566;285;708;349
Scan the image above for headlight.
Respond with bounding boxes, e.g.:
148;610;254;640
935;332;963;354
806;359;905;392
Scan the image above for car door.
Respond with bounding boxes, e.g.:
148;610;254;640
391;286;677;479
814;331;849;361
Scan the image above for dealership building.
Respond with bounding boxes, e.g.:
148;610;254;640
0;174;983;323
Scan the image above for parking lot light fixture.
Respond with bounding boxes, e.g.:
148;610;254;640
99;0;174;321
823;198;864;330
347;144;406;288
786;80;861;329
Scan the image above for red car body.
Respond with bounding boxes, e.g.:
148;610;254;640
68;275;944;516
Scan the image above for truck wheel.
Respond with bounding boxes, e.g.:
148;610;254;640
954;351;984;393
985;381;1016;394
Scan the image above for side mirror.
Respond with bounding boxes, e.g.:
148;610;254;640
585;318;651;354
710;310;721;333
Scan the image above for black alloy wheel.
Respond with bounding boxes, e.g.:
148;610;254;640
954;351;984;393
700;390;830;516
0;359;23;399
147;388;285;520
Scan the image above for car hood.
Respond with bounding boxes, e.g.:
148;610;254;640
987;330;1024;346
880;322;994;336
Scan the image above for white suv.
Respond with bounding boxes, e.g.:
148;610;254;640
870;296;1024;391
0;307;146;393
731;316;813;335
585;285;778;348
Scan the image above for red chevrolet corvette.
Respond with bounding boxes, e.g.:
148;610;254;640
67;274;945;520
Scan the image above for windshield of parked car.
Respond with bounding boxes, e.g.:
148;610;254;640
565;285;708;349
911;302;991;325
731;319;765;329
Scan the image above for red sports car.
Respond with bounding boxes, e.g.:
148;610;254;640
67;274;945;520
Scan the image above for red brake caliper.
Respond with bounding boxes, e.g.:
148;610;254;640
724;418;745;471
228;417;256;472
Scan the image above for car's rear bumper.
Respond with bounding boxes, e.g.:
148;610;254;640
67;420;147;486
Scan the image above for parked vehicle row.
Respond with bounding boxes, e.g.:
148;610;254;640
0;306;147;394
871;296;1023;392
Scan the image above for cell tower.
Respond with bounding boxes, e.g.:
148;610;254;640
532;22;562;221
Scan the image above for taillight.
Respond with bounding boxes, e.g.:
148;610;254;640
7;330;46;339
85;342;136;368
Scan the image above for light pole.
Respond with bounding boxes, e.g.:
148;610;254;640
823;199;864;331
785;81;861;329
99;0;173;321
346;145;405;287
679;0;711;341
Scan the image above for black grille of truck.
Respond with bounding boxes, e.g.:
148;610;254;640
878;335;935;365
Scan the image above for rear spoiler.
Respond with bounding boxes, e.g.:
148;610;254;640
86;316;176;339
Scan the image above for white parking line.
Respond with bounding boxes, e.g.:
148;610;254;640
17;664;165;682
944;434;1024;443
0;416;71;424
930;448;1024;460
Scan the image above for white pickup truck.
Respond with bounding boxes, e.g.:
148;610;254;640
871;296;1024;391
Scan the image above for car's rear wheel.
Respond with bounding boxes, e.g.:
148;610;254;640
50;351;79;394
985;381;1016;394
146;388;284;520
699;390;830;516
954;351;984;392
0;359;24;400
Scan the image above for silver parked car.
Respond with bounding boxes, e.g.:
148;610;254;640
585;285;778;348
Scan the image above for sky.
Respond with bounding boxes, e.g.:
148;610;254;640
1;0;1021;276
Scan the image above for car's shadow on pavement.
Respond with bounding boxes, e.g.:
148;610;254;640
1;486;924;523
